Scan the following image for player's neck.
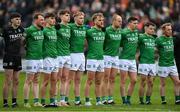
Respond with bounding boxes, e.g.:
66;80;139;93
127;26;134;31
46;24;51;28
11;24;19;29
75;22;82;26
145;32;151;36
94;25;102;30
163;34;171;38
33;23;42;30
61;21;68;26
112;25;119;30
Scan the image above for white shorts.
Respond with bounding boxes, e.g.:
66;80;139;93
158;66;178;77
26;59;43;74
70;53;85;71
86;59;104;72
119;59;137;72
138;64;156;76
57;56;71;69
43;57;58;74
104;55;119;69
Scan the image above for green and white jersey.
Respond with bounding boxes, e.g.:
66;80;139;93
119;28;139;60
56;24;71;56
104;26;121;56
138;33;156;64
25;25;44;60
86;27;105;60
156;36;175;66
69;23;87;53
43;26;58;58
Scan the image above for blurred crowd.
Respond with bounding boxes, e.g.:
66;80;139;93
0;0;180;56
0;0;180;31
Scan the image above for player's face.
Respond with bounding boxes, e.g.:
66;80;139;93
11;17;21;27
113;16;122;28
75;15;84;25
164;25;172;37
129;20;138;30
61;13;70;23
95;16;104;28
46;17;56;26
36;15;45;27
146;25;156;35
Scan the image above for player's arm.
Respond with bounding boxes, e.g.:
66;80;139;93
155;37;160;61
84;25;91;55
0;28;6;49
21;27;26;46
23;28;30;50
136;33;143;62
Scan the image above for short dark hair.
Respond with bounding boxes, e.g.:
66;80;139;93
127;17;138;23
45;12;55;19
161;23;172;30
58;9;70;16
33;13;44;20
9;12;21;20
144;22;156;28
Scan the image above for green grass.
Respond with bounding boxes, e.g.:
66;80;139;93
0;72;180;111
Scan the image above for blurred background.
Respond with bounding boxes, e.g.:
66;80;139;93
0;0;180;57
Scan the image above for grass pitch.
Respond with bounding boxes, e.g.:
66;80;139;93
0;72;179;111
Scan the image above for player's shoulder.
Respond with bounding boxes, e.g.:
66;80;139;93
105;26;112;31
25;25;34;31
68;23;74;28
18;26;25;32
139;33;145;38
121;28;130;34
87;27;94;32
155;36;163;43
66;23;71;28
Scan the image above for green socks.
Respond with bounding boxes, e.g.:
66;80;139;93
50;98;55;103
102;96;107;101
146;96;151;102
41;98;45;104
126;96;131;102
24;99;28;104
122;96;126;103
139;97;144;103
75;96;80;102
65;96;69;102
175;96;180;101
108;96;113;101
96;97;101;102
33;98;39;103
85;97;90;102
161;96;166;102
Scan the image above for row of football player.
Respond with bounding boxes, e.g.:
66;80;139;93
1;10;180;108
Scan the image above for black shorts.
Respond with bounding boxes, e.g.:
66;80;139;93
3;54;22;71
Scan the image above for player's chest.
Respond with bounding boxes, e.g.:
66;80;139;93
161;39;174;51
142;38;155;47
7;29;24;41
31;31;44;40
72;29;86;37
125;33;138;43
59;28;71;39
91;32;105;41
108;32;121;40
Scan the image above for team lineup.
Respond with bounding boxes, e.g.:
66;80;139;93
1;10;180;108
